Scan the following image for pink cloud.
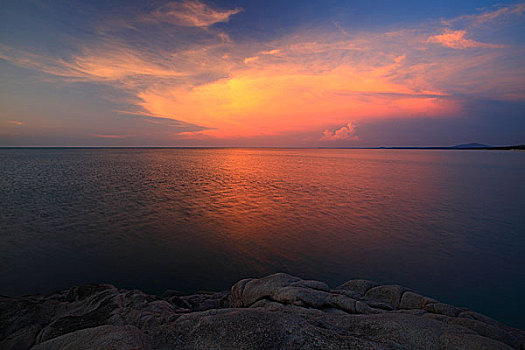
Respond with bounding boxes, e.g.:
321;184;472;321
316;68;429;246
427;29;503;49
150;0;242;27
321;122;359;141
8;120;23;125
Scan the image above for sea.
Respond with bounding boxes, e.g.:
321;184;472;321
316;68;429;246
1;148;524;328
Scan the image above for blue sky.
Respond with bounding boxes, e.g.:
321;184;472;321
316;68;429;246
1;0;524;146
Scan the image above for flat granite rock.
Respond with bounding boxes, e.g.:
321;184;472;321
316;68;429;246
1;273;524;349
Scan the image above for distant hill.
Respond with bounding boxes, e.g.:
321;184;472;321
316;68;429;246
370;143;524;150
452;143;490;148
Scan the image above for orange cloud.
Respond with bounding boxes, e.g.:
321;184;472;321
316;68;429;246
243;56;259;64
2;1;523;143
66;48;185;81
427;29;503;49
136;59;456;138
8;120;23;125
0;44;183;83
321;122;358;141
150;0;242;27
0;31;464;140
261;49;281;55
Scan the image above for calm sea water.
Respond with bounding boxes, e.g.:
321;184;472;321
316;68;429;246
1;148;524;328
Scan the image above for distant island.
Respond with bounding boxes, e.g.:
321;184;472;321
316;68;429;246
452;143;490;148
374;144;525;150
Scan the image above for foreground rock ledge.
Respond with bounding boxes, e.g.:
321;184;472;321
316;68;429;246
1;273;524;349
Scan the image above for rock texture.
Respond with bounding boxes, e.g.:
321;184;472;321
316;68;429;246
1;273;523;349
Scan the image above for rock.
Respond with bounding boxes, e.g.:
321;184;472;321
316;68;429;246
328;294;356;313
179;291;230;311
365;299;395;311
249;299;284;309
331;288;361;300
151;307;387;349
230;278;251;307
0;324;41;350
0;273;523;350
290;279;330;292
365;284;406;308
335;279;379;296
231;273;301;307
438;332;514;350
399;291;425;309
36;292;121;342
0;295;64;342
459;310;501;327
31;325;151;350
272;286;331;308
450;318;523;349
231;274;382;315
424;302;461;317
355;300;382;314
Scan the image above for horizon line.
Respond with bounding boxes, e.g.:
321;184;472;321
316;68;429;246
1;145;523;150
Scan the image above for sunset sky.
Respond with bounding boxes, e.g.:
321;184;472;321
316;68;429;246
1;0;524;146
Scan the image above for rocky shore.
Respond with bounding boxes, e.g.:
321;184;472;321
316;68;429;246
1;273;524;349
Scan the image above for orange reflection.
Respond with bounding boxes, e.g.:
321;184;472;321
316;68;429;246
142;149;446;268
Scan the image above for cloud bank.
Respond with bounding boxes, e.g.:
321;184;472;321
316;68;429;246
1;0;524;145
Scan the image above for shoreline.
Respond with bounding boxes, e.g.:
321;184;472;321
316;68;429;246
2;273;524;349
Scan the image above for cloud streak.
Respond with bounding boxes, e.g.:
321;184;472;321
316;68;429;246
444;2;525;26
149;0;242;27
427;29;504;49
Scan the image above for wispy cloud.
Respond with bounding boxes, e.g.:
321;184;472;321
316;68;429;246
444;2;525;26
0;44;183;83
427;29;504;49
431;2;524;51
149;0;242;27
7;120;23;125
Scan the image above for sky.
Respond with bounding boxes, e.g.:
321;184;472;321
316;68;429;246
1;0;524;147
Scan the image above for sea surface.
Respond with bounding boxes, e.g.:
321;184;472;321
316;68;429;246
1;148;524;328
